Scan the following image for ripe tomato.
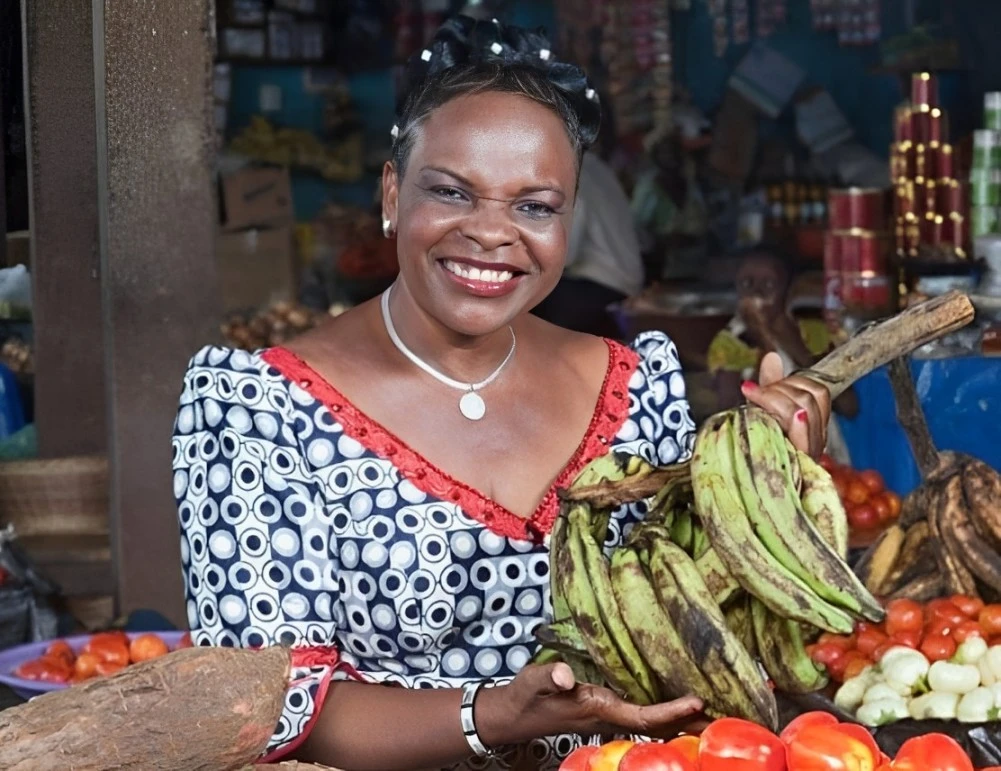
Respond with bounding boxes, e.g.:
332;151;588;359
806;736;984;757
871;496;892;523
73;651;99;679
951;595;985;618
89;637;130;667
980;604;1001;636
559;746;598;771
810;642;848;671
786;725;877;771
871;640;895;662
925;616;956;638
619;743;696;771
846;481;870;506
891;734;973;771
699;718;786;771
587;741;634;771
818;633;856;649
830;651;868;682
780;711;839;745
843;657;872;681
856;628;888;658
883;492;902;519
45;640;75;667
885;599;923;636
848;504;878;530
927;599;966;626
829;723;881;764
820;454;836;472
665;736;699;764
129;633;169;663
858;470;885;496
889;629;922;649
953;620;984;643
15;657;71;683
177;632;194;649
95;660;126;677
920;633;957;662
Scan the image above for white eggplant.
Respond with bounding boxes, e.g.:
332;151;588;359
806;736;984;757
864;682;907;705
980;654;997;687
986;646;1001;681
955;637;989;666
958;687;996;723
834;668;878;713
856;698;909;727
909;691;960;720
927;661;981;695
882;649;931;695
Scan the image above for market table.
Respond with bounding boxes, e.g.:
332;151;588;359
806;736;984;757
838;355;1001;495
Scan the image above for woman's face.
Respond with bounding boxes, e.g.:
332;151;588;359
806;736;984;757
383;90;578;338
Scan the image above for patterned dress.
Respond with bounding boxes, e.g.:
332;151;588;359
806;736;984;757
172;331;696;769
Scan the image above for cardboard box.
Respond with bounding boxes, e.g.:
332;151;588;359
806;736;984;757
216;225;296;313
220;166;293;231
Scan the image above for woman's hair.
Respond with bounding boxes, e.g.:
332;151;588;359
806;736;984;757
391;16;601;177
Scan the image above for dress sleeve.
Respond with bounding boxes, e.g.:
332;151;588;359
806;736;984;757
172;346;350;761
616;331;697;466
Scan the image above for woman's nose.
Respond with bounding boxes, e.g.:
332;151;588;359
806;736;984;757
458;199;518;251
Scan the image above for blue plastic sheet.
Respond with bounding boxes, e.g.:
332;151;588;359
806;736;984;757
837;355;1001;496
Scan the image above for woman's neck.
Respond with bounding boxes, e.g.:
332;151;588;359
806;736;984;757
384;280;516;384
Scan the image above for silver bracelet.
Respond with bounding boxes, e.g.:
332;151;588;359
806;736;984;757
460;681;494;757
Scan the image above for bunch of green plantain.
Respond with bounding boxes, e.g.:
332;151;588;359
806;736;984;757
538;406;885;730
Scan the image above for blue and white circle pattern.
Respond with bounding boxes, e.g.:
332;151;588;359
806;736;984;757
173;331;694;768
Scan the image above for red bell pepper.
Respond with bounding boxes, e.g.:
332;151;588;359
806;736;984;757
786;725;877;771
890;734;973;771
781;712;839;745
619;743;696;771
699;717;787;771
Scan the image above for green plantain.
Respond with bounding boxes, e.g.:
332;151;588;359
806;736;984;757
610;546;717;709
750;597;828;694
734;408;883;622
563;509;658;703
645;537;778;729
796;445;850;558
670;509;694;553
695;546;742;607
534;618;589;656
691;413;855;633
723;596;756;658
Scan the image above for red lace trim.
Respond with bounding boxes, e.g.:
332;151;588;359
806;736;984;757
262;341;638;542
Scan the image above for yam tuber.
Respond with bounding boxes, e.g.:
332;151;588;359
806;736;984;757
0;645;290;771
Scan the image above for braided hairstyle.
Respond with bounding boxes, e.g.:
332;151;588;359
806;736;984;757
391;16;601;178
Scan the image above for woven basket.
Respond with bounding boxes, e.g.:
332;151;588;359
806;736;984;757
0;455;109;536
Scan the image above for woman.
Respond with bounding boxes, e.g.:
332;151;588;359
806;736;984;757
173;17;831;771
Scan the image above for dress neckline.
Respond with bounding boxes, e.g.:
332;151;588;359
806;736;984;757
261;339;638;542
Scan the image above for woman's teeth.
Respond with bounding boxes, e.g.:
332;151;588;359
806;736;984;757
443;260;514;283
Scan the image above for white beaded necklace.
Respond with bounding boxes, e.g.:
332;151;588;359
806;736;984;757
380;287;516;421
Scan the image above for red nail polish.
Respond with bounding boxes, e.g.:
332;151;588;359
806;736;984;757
741;381;758;392
795;410;809;423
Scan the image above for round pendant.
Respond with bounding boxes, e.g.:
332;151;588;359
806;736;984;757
459;391;486;421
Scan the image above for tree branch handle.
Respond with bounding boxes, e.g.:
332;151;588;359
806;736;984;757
796;291;975;399
887;357;940;478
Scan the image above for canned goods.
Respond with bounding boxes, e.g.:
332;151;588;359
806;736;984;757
823;232;844;331
843;274;896;317
832;229;891;274
928;108;946;146
894;180;915;218
828;188;886;231
972;207;1001;237
936;144;955;179
911;72;938;109
974;130;1001;169
922;214;944;245
923;179;938;214
891;143;910;179
894;105;913;143
971;169;1001;206
943;213;969;255
914;144;929;180
937;178;965;214
986;92;1001;132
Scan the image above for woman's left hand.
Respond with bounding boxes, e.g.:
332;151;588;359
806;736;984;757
741;352;832;457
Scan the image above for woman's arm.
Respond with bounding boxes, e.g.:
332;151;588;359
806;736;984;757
296;663;703;771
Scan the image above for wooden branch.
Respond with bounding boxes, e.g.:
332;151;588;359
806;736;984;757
798;291;974;399
887;357;940;479
560;462;691;508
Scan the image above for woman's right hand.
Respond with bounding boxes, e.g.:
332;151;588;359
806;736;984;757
478;662;707;747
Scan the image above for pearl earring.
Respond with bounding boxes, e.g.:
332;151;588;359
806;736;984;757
382;219;394;238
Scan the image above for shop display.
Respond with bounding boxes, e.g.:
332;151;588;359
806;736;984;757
819;455;902;532
221;301;324;351
229;116;364;182
560;716;975;770
810;0;881;46
11;631;188;686
971;92;1001;241
0;645;292;770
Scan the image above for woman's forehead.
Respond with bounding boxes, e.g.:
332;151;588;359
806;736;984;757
408;91;577;189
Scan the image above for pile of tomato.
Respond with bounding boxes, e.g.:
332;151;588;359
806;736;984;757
559;712;977;770
14;631;193;685
808;595;1001;683
819;455;902;532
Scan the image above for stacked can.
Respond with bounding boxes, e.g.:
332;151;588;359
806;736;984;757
891;73;968;259
824;188;894;328
971;92;1001;240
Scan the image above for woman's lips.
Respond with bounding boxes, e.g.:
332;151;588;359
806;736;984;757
438;258;524;298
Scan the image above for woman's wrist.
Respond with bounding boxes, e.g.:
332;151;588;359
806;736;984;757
473;682;532;748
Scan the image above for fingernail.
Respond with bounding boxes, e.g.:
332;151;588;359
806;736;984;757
741;380;758;392
552;663;575;690
795;409;809;423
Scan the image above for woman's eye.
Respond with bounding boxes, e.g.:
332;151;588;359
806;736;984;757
433;186;467;201
519;202;556;219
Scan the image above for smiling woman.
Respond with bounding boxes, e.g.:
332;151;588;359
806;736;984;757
172;15;833;771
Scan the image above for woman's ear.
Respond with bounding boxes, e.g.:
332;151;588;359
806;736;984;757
381;161;399;233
